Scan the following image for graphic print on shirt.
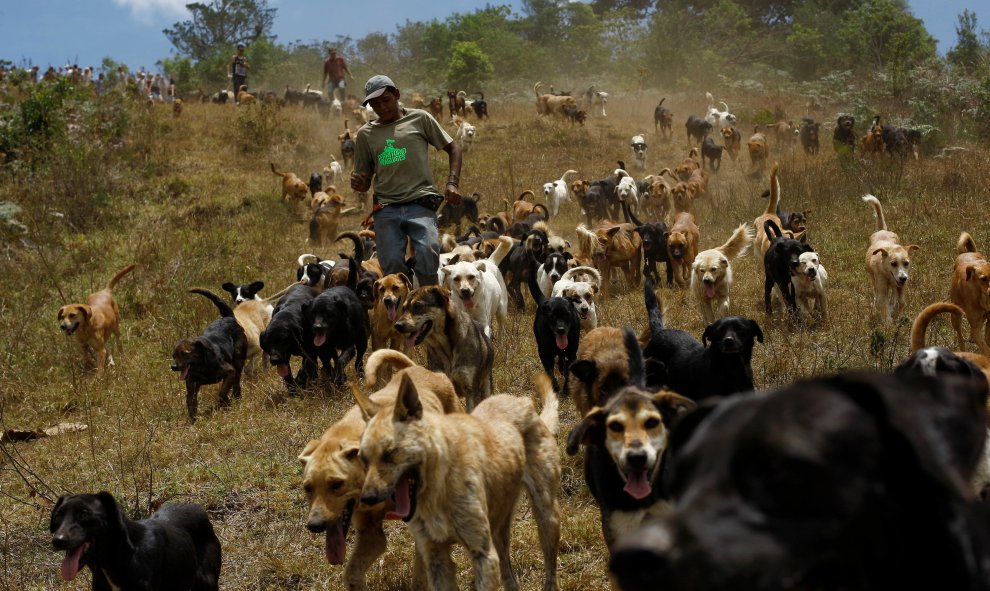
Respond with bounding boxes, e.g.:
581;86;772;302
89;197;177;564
377;139;407;167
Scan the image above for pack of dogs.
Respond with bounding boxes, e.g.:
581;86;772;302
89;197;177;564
52;90;978;591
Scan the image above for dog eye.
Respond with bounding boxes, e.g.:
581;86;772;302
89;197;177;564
382;448;395;462
303;483;314;495
329;480;344;492
607;421;624;433
644;417;660;430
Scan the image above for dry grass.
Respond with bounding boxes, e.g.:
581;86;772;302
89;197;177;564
1;89;988;590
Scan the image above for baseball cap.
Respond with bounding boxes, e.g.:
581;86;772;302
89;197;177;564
362;75;396;106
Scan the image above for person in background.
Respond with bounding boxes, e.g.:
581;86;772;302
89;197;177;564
322;48;353;102
227;44;250;104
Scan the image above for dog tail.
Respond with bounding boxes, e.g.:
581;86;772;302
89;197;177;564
335;231;365;265
658;97;666;107
270;162;288;179
621;198;643;226
297;253;321;267
532;203;549;220
106;264;137;290
189;288;234;318
688;148;699;160
862;194;886;231
534;81;543;98
533;373;560;436
560;169;579;184
489;215;507;235
518;190;535;202
705;91;714;107
763;163;780;215
501;198;511;213
718;223;754;260
261;280;308;303
958;231;978;254
644;278;664;339
910;302;965;352
364;349;416;387
486;235;514;267
764;219;783;243
308;212;321;244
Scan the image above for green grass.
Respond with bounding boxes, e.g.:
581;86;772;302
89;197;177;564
1;89;987;590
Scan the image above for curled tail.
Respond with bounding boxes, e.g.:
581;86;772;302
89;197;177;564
532;203;550;220
364;349;416;387
862;194;887;231
518;190;535;202
106;264;137;290
764;219;783;243
719;223;754;260
533;373;560;436
958;232;978;254
189;288;234;318
335;231;365;265
705;91;715;108
487;235;514;266
911;302;965;352
560;169;579;184
688;148;699;160
764;163;780;215
270;162;288;179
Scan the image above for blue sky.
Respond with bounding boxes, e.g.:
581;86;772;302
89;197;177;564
0;1;983;72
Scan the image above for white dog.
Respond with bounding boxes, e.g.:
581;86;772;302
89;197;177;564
705;91;737;128
442;237;512;337
690;223;754;325
631;135;648;170
324;155;343;186
615;170;640;213
542;169;578;217
584;86;608;117
772;251;828;323
553;266;602;331
455;118;476;152
331;96;342;118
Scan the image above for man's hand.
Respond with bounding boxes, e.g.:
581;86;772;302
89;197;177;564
351;172;371;193
444;182;462;205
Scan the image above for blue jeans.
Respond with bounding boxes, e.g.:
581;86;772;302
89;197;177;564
373;202;440;284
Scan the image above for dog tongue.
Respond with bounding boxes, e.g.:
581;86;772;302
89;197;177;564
462;297;475;309
624;470;652;500
325;523;346;565
386;474;412;520
61;547;84;581
705;284;716;299
556;334;569;350
276;363;290;378
313;333;326;347
405;327;423;349
180;366;189;381
387;305;397;322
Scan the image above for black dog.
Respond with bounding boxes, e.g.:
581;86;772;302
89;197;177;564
529;270;580;393
896;346;987;382
653;97;673;139
471;92;489;119
304;280;369;387
501;225;550;311
800;117;821;155
563;105;588;126
833;113;856;154
336;232;378;309
882;124;923;160
685;115;713;146
283;86;305;106
308;172;323;197
566;327;695;552
700;136;723;172
221;280;265;305
210;90;229;104
580;184;610;226
622;199;671;286
609;371;990;591
642;280;763;400
50;491;222;590
763;219;814;316
437;192;481;233
260;283;316;394
171;289;247;423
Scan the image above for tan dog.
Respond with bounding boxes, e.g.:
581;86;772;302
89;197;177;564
747;127;769;173
307;194;347;246
409;92;426;109
863;194;918;323
534;81;577;117
512;189;543;222
861;115;885;155
643;170;674;221
357;371;560;591
721;126;741;160
298;350;462;591
674;148;701;181
270;162;309;202
590;222;643;296
236;85;255;105
666;212;700;287
951;232;990;354
690;223;754;325
231;299;270;376
57;264;136;372
566;326;628;417
172;98;183;117
753;163;782;258
370;273;414;353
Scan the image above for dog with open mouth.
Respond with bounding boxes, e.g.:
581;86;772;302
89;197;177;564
50;491;221;590
370;273;413;353
357;370;561;591
57;263;136;372
298;349;462;590
553;265;602;332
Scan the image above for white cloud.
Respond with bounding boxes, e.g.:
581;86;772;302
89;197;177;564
113;0;189;24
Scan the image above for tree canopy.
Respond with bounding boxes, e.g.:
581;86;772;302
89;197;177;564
163;0;277;62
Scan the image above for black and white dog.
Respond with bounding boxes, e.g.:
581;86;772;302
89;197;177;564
631;135;648;171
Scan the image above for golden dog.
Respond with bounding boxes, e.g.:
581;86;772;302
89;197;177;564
57;264;136;372
512;189;545;222
589;221;643;296
674;148;701;181
747;127;769;173
691;223;754;325
861;115;885;155
721;126;741;160
357;371;560;591
666;213;700;288
298;350;462;591
951;232;990;354
753;163;783;258
308;194;347;246
535;81;577;118
863;194;918;323
271;162;309;202
236;85;255;105
370;273;413;353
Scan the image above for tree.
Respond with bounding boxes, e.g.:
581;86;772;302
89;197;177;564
163;0;277;62
445;41;494;91
947;10;985;75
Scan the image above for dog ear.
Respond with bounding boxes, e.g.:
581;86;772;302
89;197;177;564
351;384;381;419
873;248;889;258
221;282;237;295
652;391;696;429
393;372;423;422
373;278;383;300
96;492;132;550
49;496;67;531
907;244;920;253
298;439;321;466
701;323;717;347
565;407;605;455
475;261;487;273
749;319;764;343
342;444;360;462
397;273;413;290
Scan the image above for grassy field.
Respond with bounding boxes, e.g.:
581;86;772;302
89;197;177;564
1;87;988;590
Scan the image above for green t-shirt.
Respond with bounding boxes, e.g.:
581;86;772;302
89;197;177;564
353;108;453;205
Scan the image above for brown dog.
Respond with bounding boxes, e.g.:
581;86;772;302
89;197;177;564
747;127;769;173
566;326;629;417
951;232;990;354
237;85;255;105
590;222;643;296
674;148;701;181
721;126;741;161
863;194;918;323
298;350;462;590
57;264;136;372
271;162;309;202
427;96;444;120
667;212;700;288
308;194;347;246
753;163;782;258
370;273;414;353
535;81;577;117
512;190;546;222
861;115;885;155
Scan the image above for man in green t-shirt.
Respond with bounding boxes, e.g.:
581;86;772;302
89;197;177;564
350;75;462;286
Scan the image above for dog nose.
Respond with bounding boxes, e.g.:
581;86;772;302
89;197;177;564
306;517;326;534
808;268;817;278
52;534;69;550
361;489;386;507
626;450;648;470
